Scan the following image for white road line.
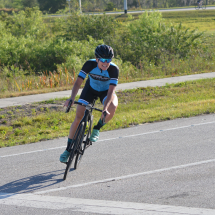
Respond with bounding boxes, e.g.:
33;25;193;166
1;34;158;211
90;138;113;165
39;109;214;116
35;158;215;195
98;120;215;142
0;146;64;158
1;120;215;159
0;193;214;215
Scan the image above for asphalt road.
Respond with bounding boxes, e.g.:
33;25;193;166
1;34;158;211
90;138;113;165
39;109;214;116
0;113;215;214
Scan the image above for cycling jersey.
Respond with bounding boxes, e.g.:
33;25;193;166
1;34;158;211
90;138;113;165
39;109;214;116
78;59;119;92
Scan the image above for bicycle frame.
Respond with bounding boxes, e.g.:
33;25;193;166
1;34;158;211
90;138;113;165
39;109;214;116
63;99;103;180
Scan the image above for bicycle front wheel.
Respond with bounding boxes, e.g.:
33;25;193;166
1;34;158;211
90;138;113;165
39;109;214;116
202;4;206;9
63;122;85;180
74;122;87;169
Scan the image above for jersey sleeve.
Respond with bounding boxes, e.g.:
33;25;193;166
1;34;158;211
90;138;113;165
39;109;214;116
108;65;119;86
78;60;97;80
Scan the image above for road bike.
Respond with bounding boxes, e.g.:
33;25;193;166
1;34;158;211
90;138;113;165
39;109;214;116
63;98;105;180
195;2;206;9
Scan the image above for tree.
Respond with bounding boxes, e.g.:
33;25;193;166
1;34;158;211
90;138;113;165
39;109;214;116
22;0;38;8
37;0;66;13
153;0;157;7
105;2;114;11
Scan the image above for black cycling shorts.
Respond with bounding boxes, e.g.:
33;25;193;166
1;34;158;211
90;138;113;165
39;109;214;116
78;79;110;105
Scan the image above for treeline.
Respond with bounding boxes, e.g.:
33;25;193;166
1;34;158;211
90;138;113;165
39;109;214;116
0;0;65;13
1;0;215;14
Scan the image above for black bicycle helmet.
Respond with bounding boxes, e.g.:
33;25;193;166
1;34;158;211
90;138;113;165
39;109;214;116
95;45;114;59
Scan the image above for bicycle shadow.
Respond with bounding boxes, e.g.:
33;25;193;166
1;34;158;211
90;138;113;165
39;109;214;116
0;168;75;194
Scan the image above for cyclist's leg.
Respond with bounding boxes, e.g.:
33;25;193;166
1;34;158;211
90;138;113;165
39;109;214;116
60;81;95;163
68;104;86;139
69;80;97;138
103;93;118;123
90;93;118;142
60;105;85;163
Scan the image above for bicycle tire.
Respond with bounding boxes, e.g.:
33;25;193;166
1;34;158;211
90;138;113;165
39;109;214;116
74;114;94;169
63;122;84;180
87;114;93;142
74;122;86;169
202;4;206;9
195;5;199;9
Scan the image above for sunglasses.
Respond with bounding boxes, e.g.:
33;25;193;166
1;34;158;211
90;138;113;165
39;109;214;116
99;58;112;63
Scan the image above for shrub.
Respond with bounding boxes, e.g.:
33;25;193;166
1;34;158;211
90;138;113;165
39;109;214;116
0;9;112;73
54;12;119;41
113;11;203;65
0;7;49;39
105;2;115;11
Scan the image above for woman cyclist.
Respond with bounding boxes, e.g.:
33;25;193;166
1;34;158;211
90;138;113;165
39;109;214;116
60;44;119;163
197;0;203;7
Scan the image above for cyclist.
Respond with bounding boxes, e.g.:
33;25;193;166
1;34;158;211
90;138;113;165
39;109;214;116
60;44;119;163
197;0;203;7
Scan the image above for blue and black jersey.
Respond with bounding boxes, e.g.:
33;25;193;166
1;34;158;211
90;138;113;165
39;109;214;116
78;59;119;92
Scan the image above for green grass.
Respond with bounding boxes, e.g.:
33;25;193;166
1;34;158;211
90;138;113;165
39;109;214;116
1;78;215;148
117;9;215;32
162;10;215;32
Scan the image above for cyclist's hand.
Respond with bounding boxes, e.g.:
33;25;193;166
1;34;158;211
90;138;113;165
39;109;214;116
64;99;74;113
64;99;74;107
102;110;109;123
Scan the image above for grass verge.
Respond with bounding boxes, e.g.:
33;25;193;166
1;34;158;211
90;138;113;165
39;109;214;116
0;78;215;148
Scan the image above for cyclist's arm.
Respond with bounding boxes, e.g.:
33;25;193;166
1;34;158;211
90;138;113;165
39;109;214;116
103;64;119;114
70;77;84;101
64;77;83;107
69;60;95;101
103;85;116;113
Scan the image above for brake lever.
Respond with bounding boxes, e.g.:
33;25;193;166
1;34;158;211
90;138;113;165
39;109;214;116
102;111;107;124
65;99;73;113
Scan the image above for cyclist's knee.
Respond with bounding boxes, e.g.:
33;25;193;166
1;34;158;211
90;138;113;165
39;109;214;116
108;100;118;113
74;113;84;123
73;109;84;125
112;94;118;108
112;102;118;111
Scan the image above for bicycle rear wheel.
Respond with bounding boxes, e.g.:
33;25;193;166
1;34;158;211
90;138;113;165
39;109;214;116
63;122;84;180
